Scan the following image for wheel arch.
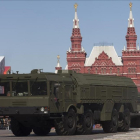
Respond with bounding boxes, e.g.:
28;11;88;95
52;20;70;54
66;104;77;113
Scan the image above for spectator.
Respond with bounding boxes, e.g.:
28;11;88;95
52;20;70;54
7;92;10;97
0;119;4;129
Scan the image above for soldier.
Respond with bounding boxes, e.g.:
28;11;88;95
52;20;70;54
0;118;4;129
40;85;47;95
7;92;10;97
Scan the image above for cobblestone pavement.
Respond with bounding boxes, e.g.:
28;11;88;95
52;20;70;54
0;128;139;140
97;128;140;140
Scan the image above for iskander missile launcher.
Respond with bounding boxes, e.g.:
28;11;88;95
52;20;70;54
0;69;138;136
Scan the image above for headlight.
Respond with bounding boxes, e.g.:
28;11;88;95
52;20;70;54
44;111;48;114
40;107;44;112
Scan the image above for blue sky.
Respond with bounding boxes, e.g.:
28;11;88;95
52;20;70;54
0;1;140;73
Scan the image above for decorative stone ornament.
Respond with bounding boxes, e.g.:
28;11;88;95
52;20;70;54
129;2;132;10
74;3;78;11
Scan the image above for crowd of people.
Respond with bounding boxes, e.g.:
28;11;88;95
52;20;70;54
0;118;11;130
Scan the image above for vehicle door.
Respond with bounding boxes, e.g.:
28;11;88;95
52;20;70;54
49;81;63;113
63;83;74;110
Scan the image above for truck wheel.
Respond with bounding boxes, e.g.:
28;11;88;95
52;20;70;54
102;109;118;133
11;118;32;136
75;110;94;135
118;109;130;132
55;108;77;135
33;125;51;136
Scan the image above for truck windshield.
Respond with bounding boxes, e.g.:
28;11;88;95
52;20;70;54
0;80;47;97
12;81;28;96
31;81;47;96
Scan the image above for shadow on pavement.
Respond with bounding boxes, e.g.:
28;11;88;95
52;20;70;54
0;128;138;138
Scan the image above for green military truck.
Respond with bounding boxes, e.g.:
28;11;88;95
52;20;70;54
0;69;138;136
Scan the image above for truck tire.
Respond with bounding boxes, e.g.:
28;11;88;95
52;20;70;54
11;118;32;136
118;109;130;132
102;109;118;133
75;110;94;135
33;125;51;136
55;108;77;135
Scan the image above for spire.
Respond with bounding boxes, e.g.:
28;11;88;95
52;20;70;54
73;3;79;28
55;55;62;73
82;46;85;52
124;45;125;51
125;2;137;50
56;55;61;67
128;2;134;27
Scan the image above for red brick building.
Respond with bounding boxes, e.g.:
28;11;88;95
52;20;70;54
55;3;140;92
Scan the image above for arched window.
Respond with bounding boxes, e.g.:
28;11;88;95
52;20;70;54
77;69;79;73
128;68;130;73
104;68;106;74
95;68;97;74
101;68;103;74
88;69;90;74
131;68;133;73
110;68;112;74
117;68;120;74
134;68;136;73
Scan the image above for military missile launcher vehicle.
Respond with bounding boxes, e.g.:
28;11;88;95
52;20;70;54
0;69;138;136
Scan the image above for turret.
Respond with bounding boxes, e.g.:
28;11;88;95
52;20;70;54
66;4;86;73
71;3;82;52
126;2;137;50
